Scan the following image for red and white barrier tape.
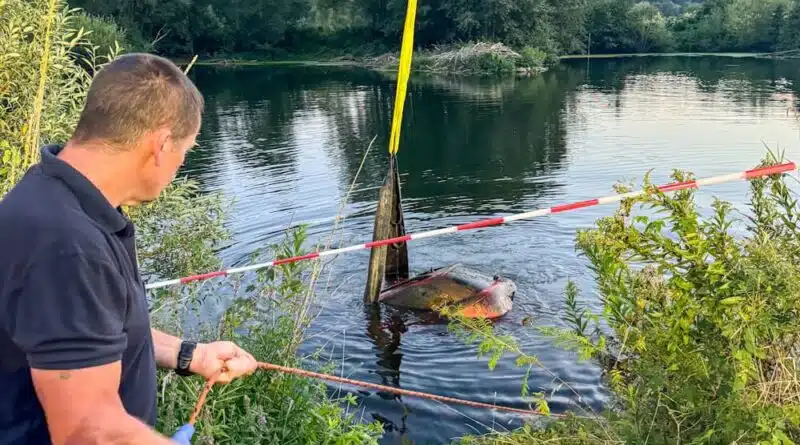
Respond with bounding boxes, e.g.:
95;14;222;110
144;162;796;290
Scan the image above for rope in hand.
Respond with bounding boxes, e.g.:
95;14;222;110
187;361;571;427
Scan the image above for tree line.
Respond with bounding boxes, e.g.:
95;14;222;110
72;0;800;59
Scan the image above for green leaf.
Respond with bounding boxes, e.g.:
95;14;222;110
689;429;715;444
720;297;743;305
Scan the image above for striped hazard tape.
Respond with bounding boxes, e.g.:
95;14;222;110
144;162;796;290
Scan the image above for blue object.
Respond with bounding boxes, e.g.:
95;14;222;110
171;424;195;444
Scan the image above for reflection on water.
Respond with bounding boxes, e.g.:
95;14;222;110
180;56;800;444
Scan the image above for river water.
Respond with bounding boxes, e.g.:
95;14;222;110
180;56;800;444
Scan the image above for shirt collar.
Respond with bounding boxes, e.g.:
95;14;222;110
38;144;131;234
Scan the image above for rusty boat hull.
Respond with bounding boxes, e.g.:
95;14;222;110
378;263;515;319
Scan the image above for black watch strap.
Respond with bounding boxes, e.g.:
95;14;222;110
176;340;197;376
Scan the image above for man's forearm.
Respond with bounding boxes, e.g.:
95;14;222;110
31;360;179;445
151;329;207;372
63;405;176;445
151;329;184;370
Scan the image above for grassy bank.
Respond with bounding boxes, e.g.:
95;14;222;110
2;1;384;443
167;42;554;77
69;12;554;78
146;224;384;444
558;51;800;60
173;50;784;71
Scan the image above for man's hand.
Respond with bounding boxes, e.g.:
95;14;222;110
190;341;258;383
151;329;258;383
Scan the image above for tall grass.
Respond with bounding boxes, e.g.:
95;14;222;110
1;1;384;443
150;225;384;444
2;0;85;195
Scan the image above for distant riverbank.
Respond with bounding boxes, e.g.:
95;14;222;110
175;50;800;79
558;51;779;59
174;43;552;77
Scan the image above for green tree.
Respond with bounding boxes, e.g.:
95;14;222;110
547;0;590;54
64;0;800;74
778;0;800;50
587;0;637;53
627;1;673;51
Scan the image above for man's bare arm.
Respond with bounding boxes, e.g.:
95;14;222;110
151;328;189;370
150;329;258;383
30;362;175;445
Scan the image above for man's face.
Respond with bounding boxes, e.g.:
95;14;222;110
130;121;200;205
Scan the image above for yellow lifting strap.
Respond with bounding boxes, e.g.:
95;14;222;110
387;0;418;156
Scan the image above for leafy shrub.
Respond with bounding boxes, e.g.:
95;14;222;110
68;12;147;62
0;0;94;196
153;227;384;445
473;52;517;75
124;178;229;281
70;13;126;56
453;151;800;444
519;47;550;68
562;152;800;443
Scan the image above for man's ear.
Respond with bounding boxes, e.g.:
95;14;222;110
147;128;172;166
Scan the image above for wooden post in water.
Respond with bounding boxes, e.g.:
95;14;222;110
364;178;395;303
365;154;409;303
385;155;409;284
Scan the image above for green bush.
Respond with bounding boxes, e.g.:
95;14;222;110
563;153;800;443
69;12;131;59
473;52;517;75
152;227;384;445
0;0;93;196
519;47;548;68
125;178;229;281
453;151;800;444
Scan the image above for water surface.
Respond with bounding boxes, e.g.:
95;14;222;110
180;56;800;444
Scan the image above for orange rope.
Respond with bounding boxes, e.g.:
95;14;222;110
188;368;224;425
188;361;568;427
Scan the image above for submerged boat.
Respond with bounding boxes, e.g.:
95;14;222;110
364;154;516;319
379;263;516;319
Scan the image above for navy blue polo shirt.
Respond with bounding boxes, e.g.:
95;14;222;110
0;144;157;444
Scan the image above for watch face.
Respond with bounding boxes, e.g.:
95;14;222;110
177;341;196;375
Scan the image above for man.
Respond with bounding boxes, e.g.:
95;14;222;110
0;53;258;444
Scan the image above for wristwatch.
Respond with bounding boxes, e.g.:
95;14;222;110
176;340;197;377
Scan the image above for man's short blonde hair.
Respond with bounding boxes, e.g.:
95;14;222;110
70;53;204;148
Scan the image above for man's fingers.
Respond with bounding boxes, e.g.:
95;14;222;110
199;342;258;383
219;355;258;379
242;350;257;368
210;342;239;361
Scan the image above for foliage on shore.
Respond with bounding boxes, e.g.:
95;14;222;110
150;226;384;444
55;0;800;67
448;152;800;444
1;0;93;196
1;1;385;443
365;42;554;76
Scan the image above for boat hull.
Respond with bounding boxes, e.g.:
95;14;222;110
378;264;515;319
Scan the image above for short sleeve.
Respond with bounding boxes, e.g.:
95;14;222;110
4;253;128;370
